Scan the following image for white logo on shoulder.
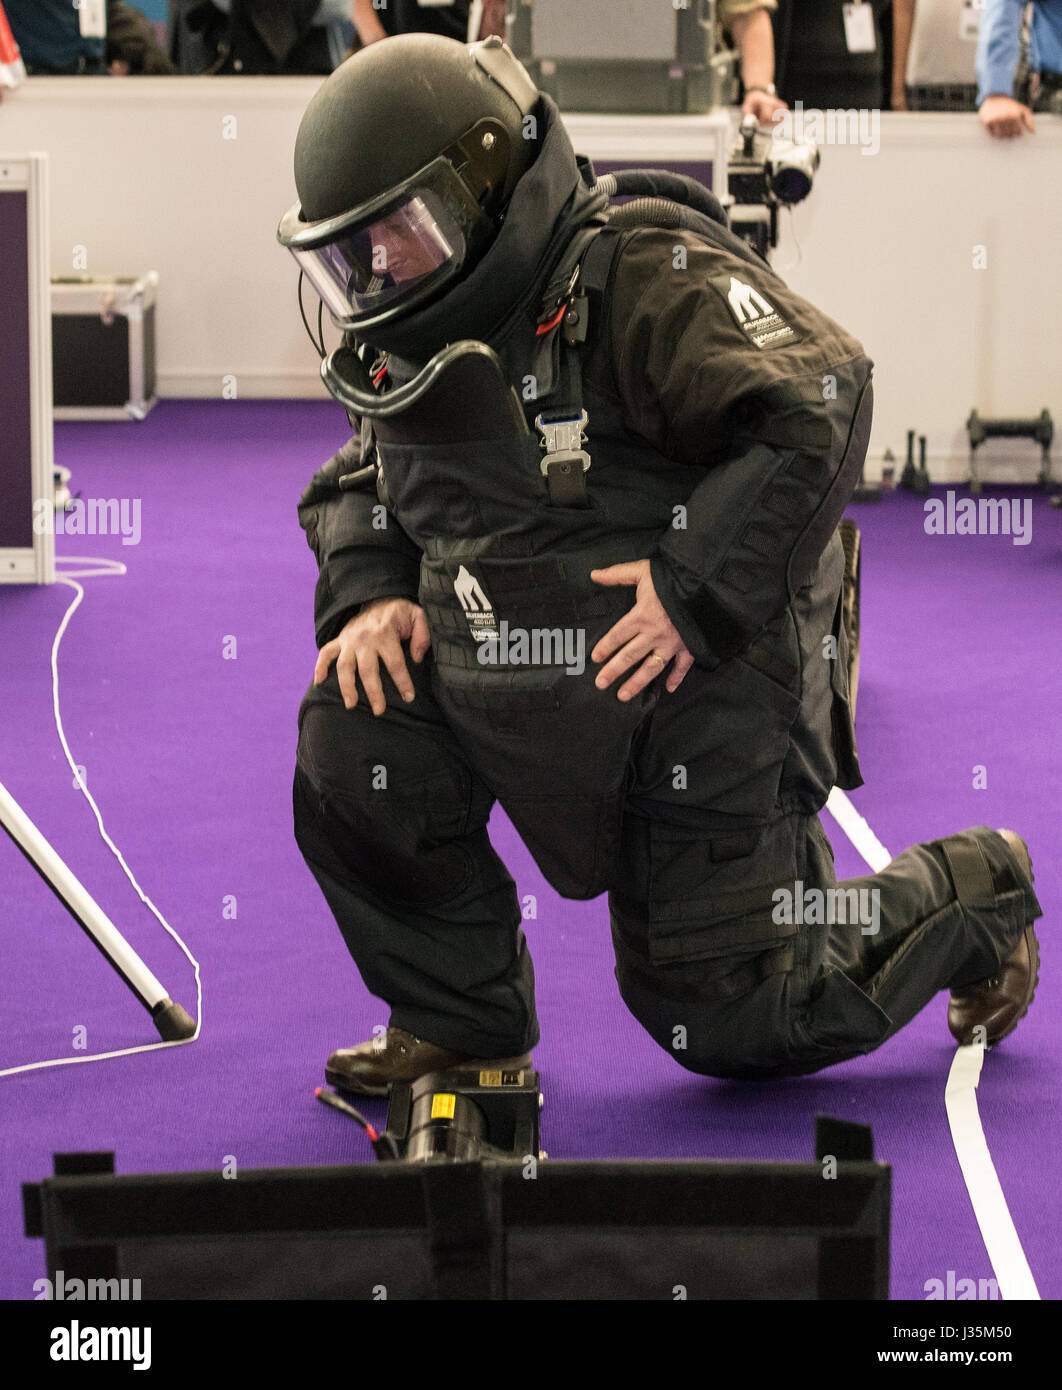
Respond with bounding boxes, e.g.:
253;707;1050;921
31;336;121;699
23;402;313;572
726;276;775;324
712;272;800;349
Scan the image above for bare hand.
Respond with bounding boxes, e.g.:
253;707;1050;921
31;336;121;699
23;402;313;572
979;95;1035;139
354;14;389;47
590;560;695;701
313;597;431;715
743;91;788;126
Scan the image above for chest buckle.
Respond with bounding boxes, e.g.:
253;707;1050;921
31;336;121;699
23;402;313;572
535;410;590;474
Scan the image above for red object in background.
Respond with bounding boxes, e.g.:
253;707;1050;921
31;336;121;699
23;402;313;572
0;0;27;88
477;0;507;41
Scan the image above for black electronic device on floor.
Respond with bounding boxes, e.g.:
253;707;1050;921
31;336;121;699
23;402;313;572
317;1067;542;1165
387;1069;542;1164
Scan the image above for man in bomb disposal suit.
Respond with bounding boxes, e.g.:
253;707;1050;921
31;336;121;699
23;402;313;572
279;35;1042;1092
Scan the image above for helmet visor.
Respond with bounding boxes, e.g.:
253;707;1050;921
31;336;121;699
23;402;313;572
278;157;488;329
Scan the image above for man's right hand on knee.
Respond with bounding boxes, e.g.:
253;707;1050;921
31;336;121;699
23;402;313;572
313;598;432;715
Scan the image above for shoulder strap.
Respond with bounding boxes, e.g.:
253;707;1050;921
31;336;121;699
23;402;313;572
551;224;626;410
565;225;625;345
527;225;628;510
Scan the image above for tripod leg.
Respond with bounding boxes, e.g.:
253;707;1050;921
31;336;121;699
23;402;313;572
0;780;196;1041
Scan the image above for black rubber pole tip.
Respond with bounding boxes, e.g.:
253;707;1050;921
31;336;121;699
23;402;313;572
151;998;197;1041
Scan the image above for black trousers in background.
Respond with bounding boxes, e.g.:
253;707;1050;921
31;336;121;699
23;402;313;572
293;654;1041;1078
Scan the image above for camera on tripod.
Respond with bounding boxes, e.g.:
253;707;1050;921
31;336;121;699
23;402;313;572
726;113;820;259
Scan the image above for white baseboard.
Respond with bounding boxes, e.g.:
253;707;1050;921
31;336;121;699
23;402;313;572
157;371;333;400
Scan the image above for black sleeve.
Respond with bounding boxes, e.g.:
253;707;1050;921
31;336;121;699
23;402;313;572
649;364;874;669
298;432;423;649
610;227;875;669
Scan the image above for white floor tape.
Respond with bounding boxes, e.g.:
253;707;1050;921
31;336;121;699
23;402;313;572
824;785;892;873
823;786;1039;1301
945;1045;1040;1300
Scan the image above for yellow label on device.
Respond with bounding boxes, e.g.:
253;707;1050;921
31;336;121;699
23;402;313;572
431;1093;456;1120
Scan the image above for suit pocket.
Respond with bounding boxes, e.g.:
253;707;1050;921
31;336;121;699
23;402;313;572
646;819;801;965
791;967;892;1056
711;652;803;819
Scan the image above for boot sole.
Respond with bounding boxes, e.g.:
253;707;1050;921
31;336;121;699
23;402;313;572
324;1066;389;1098
988;926;1040;1046
325;1053;534;1098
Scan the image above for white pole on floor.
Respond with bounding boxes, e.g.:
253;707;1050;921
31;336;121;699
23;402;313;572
0;778;195;1040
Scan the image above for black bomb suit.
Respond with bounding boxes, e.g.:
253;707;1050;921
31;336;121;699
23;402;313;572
292;93;1041;1079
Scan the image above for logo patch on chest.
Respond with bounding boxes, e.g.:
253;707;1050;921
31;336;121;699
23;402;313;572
710;274;802;350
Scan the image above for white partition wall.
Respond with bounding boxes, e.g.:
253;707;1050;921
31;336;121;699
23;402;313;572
0;152;54;586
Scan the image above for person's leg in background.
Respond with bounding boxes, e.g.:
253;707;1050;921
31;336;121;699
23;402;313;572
166;0;220;73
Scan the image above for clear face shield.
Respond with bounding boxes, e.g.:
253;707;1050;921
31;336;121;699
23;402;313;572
277;154;495;333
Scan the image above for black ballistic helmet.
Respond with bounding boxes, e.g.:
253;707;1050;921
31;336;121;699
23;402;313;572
277;35;540;333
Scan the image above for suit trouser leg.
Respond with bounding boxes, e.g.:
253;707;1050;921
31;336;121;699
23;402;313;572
610;812;1042;1080
292;656;539;1059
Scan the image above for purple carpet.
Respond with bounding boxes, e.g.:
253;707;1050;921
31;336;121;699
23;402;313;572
1;400;1059;1300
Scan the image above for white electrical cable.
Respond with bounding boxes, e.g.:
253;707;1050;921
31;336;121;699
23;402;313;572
823;784;1039;1301
0;558;201;1078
